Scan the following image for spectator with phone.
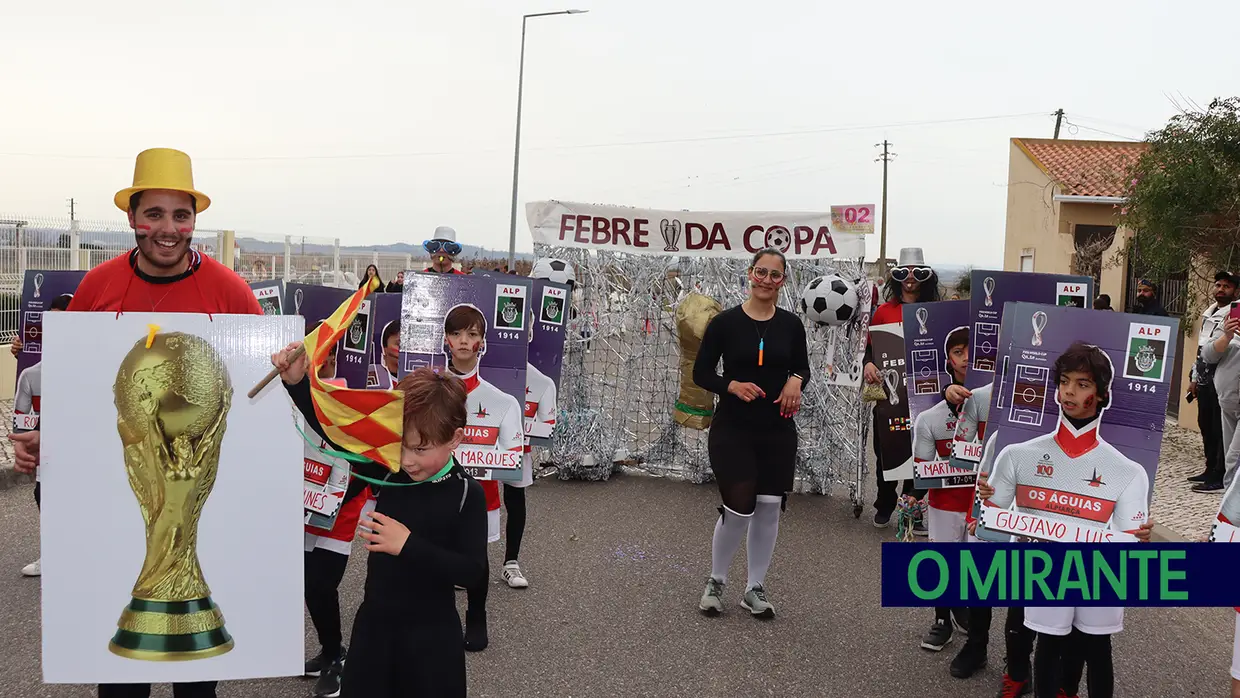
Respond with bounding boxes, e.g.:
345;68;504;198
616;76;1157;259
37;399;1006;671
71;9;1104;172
1189;271;1240;492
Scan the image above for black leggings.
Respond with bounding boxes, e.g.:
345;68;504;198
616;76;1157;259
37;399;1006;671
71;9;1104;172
98;683;217;697
305;548;350;656
34;482;41;508
503;483;527;562
1034;630;1112;698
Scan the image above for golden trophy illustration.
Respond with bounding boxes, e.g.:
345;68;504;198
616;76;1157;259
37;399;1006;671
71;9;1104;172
109;331;234;661
673;292;722;430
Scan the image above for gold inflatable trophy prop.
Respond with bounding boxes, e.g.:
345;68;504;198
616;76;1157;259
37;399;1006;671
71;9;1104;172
109;329;234;661
673;293;722;429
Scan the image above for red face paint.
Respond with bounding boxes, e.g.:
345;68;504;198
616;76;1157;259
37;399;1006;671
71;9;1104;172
471;342;481;353
136;224;152;231
175;227;192;233
1084;395;1095;409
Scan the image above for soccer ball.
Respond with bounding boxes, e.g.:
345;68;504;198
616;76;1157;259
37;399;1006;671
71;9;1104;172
800;274;858;326
764;226;792;252
531;257;575;285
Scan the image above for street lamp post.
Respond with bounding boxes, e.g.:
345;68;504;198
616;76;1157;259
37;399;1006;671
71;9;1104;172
507;9;588;271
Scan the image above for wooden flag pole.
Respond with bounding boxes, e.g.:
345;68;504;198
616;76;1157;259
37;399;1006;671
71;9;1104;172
248;343;305;399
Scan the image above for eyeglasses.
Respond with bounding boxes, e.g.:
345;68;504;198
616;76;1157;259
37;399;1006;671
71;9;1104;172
891;266;933;282
424;239;462;256
751;267;786;283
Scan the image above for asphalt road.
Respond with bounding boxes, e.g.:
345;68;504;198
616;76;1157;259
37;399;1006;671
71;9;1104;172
1;476;1232;697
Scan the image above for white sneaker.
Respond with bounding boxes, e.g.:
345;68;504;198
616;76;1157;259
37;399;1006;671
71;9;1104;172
502;561;529;589
21;558;41;577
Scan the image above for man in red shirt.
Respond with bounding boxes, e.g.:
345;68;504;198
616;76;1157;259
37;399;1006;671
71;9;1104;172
9;147;260;698
862;248;940;530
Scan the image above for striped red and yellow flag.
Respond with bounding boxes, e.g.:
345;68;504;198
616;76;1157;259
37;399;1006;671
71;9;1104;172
306;278;403;472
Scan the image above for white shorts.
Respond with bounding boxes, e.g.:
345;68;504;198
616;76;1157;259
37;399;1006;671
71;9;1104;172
487;508;501;544
1231;613;1240;681
927;506;967;543
1024;606;1124;636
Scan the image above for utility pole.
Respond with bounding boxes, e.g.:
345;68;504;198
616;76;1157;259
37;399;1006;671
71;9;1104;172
875;140;896;276
1053;109;1064;139
67;198;76;221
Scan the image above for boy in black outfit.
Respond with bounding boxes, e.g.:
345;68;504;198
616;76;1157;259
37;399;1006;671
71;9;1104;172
274;344;488;697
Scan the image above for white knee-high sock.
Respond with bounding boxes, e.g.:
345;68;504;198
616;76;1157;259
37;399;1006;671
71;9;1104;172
746;495;783;590
710;505;752;584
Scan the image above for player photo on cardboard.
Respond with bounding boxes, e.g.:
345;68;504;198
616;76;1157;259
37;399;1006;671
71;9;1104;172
949;271;1094;476
904;300;975;489
973;303;1178;544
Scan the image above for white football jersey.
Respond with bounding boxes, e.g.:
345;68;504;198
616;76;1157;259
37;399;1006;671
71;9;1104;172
987;418;1149;532
913;399;956;462
956;382;993;445
455;367;525;472
14;362;42;480
524;363;558;441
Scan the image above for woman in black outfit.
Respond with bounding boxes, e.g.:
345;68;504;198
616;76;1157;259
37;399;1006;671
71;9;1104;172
360;264;383;289
693;248;809;619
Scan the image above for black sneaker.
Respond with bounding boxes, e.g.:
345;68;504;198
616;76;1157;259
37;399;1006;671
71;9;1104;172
311;651;345;698
1192;481;1225;493
464;611;489;652
873;511;893;528
950;642;987;678
1187;470;1211;483
921;618;953;651
304;647;331;678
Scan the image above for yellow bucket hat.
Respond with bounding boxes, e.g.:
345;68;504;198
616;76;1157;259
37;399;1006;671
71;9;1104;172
114;148;211;213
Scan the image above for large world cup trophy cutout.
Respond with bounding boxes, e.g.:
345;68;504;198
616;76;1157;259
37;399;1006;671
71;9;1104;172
673;293;722;429
109;332;234;661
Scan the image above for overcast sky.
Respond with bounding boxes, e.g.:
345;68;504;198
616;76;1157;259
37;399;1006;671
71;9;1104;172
3;0;1236;266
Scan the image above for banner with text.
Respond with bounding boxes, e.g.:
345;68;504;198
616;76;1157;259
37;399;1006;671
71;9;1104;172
525;200;867;259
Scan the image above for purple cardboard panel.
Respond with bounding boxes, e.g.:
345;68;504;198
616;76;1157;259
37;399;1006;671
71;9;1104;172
12;270;86;433
400;272;530;481
284;283;352;385
950;271;1094;473
903;300;972;489
974;303;1178;542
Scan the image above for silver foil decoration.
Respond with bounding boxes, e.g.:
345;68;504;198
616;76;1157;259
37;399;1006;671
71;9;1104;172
537;244;873;513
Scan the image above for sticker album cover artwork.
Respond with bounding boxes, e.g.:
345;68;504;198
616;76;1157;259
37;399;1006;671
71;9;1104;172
902;300;973;490
401;272;530;481
972;303;1178;544
949;270;1094;477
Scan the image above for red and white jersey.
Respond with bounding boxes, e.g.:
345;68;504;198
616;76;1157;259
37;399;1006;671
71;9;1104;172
913;400;955;463
955;382;993;445
454;365;525;473
986;417;1149;533
14;362;42;480
524;362;557;441
916;400;974;513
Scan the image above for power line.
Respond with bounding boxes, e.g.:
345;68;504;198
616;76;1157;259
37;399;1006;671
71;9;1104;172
1063;120;1142;142
0;112;1046;163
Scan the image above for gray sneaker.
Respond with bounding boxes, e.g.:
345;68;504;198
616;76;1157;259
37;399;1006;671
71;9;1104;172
741;584;775;619
698;577;725;616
